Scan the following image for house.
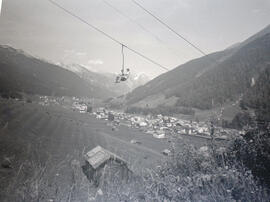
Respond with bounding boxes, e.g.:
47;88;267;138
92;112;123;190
82;146;131;187
153;132;166;139
139;121;148;127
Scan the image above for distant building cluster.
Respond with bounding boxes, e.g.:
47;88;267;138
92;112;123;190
93;107;235;140
38;96;91;113
35;96;237;140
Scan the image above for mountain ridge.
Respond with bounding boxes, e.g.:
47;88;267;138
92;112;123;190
125;25;270;116
0;45;116;99
61;63;150;95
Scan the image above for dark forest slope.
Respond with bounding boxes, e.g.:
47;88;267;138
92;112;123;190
0;46;116;99
126;25;270;111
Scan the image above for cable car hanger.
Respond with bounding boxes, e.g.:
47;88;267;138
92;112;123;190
115;44;130;83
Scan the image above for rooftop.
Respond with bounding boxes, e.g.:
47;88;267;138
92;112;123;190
85;146;126;169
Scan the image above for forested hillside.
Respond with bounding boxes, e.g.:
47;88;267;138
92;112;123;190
126;25;270;112
242;66;270;121
172;33;270;109
126;50;231;106
0;46;116;99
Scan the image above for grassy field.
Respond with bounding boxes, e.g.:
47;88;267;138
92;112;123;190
0;99;267;201
0;99;208;201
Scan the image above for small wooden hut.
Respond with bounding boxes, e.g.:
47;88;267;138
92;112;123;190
82;146;131;187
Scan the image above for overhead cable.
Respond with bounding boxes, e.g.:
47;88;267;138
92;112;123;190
102;0;184;59
131;0;208;57
47;0;170;71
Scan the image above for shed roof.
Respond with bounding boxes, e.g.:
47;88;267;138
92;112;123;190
85;146;126;169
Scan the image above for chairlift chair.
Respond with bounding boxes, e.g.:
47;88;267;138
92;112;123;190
115;44;131;83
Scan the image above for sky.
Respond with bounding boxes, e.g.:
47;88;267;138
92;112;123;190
0;0;270;78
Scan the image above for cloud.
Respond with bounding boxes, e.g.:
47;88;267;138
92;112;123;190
252;9;261;14
87;59;104;65
64;50;87;56
76;52;87;56
64;49;75;54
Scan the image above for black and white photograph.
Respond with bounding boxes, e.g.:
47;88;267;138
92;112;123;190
0;0;270;201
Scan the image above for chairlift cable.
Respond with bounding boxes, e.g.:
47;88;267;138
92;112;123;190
102;0;183;59
121;44;125;72
47;0;169;71
131;0;208;57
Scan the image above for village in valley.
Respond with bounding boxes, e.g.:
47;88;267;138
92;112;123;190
38;95;236;153
93;108;233;140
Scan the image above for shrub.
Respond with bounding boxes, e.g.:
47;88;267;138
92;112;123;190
97;138;270;201
229;112;253;129
226;127;270;188
87;105;93;113
26;98;32;103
